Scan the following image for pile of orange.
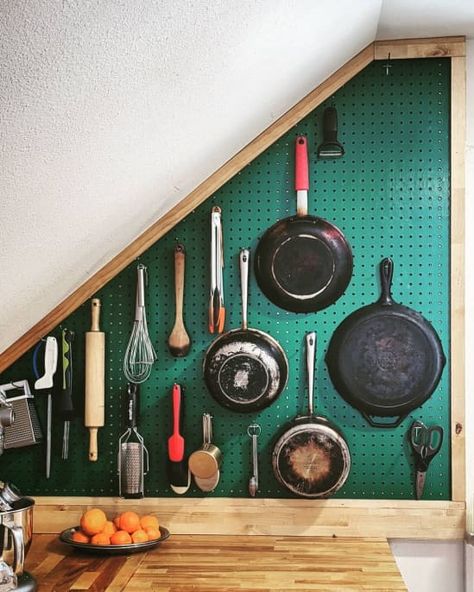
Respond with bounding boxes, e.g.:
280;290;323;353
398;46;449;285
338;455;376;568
71;508;160;546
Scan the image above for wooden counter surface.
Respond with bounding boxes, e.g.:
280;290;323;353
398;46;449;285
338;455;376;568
26;533;407;591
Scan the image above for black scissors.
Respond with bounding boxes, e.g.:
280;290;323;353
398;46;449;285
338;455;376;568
409;420;444;500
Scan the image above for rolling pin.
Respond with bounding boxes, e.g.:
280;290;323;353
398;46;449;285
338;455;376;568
85;298;105;461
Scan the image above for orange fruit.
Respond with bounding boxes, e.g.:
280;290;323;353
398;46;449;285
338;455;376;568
145;527;160;541
131;529;148;543
91;532;110;546
71;530;90;544
110;530;132;545
117;511;140;534
102;521;117;536
140;515;159;531
113;515;121;529
80;508;107;536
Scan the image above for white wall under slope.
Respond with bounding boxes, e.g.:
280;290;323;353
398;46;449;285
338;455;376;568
0;0;381;353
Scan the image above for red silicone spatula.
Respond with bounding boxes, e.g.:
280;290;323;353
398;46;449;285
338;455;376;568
167;383;190;494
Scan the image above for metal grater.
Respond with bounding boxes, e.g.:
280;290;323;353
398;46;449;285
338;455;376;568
119;442;146;497
0;381;43;449
117;384;149;498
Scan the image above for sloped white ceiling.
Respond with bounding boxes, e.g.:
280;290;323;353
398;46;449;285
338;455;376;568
1;0;472;356
0;0;382;354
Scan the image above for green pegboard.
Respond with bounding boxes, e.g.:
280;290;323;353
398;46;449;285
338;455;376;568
0;58;451;500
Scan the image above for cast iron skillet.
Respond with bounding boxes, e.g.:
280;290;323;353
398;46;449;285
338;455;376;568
272;332;351;498
203;249;288;412
325;258;446;427
254;135;352;313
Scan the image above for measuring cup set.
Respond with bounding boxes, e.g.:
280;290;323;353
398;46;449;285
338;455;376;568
187;414;262;496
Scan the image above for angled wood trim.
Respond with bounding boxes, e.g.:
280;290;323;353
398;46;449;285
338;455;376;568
450;56;466;502
374;36;465;59
0;43;375;373
33;497;465;539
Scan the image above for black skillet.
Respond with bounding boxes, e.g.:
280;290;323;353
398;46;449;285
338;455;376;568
325;258;446;427
203;249;288;412
272;332;351;498
255;135;352;313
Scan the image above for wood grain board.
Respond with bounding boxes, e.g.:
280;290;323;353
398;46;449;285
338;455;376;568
32;497;465;540
26;534;407;591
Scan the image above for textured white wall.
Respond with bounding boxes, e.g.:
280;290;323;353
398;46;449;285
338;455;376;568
0;0;381;353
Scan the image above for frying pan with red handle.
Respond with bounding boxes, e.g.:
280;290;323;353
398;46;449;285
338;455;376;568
255;136;352;313
325;258;446;428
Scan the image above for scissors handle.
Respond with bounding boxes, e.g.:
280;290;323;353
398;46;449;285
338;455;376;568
410;421;443;471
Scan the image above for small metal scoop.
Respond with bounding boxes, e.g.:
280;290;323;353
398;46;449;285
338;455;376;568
247;424;261;497
317;107;345;159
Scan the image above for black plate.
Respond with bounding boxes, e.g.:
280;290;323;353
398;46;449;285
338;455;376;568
59;525;170;555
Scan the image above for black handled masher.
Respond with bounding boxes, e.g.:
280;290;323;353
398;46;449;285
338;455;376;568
118;383;149;498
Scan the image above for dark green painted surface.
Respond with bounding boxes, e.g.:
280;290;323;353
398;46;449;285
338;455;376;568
0;58;451;499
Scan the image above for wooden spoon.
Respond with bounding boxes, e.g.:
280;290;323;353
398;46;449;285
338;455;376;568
168;244;191;357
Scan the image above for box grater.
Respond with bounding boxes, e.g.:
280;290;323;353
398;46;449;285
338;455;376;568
0;380;43;449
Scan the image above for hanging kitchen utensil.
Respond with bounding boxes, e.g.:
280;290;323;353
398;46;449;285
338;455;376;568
85;298;105;461
408;420;443;500
203;248;289;412
209;206;225;334
33;335;58;478
168;244;191;357
247;423;261;497
123;264;157;383
118;383;149;498
325;258;446;428
189;413;221;480
59;328;75;460
167;384;191;495
317;106;345;159
272;332;351;498
255;135;352;312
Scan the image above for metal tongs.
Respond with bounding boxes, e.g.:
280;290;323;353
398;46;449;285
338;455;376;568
209;206;225;333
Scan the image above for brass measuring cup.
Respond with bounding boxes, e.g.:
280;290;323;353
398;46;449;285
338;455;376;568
189;413;222;479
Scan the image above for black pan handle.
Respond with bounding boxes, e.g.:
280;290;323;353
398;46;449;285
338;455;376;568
127;383;139;428
323;107;339;143
378;257;394;306
362;411;407;429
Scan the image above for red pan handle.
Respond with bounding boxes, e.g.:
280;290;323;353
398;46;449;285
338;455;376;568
295;136;309;217
295;136;309;190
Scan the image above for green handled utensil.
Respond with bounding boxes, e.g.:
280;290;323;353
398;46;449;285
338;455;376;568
60;329;75;459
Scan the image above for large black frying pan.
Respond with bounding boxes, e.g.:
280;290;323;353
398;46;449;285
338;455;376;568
272;332;351;498
203;249;288;412
326;258;446;428
255;135;352;312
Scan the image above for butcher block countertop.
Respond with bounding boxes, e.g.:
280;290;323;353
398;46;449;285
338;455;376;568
26;534;407;591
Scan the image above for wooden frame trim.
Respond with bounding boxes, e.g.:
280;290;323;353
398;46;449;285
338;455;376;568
374;36;465;59
33;497;465;540
450;56;466;502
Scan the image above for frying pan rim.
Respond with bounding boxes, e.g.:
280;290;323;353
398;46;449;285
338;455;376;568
272;418;351;498
255;215;353;312
203;326;289;410
325;294;446;417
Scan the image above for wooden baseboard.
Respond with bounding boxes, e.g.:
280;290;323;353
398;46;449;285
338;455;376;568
32;496;465;540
